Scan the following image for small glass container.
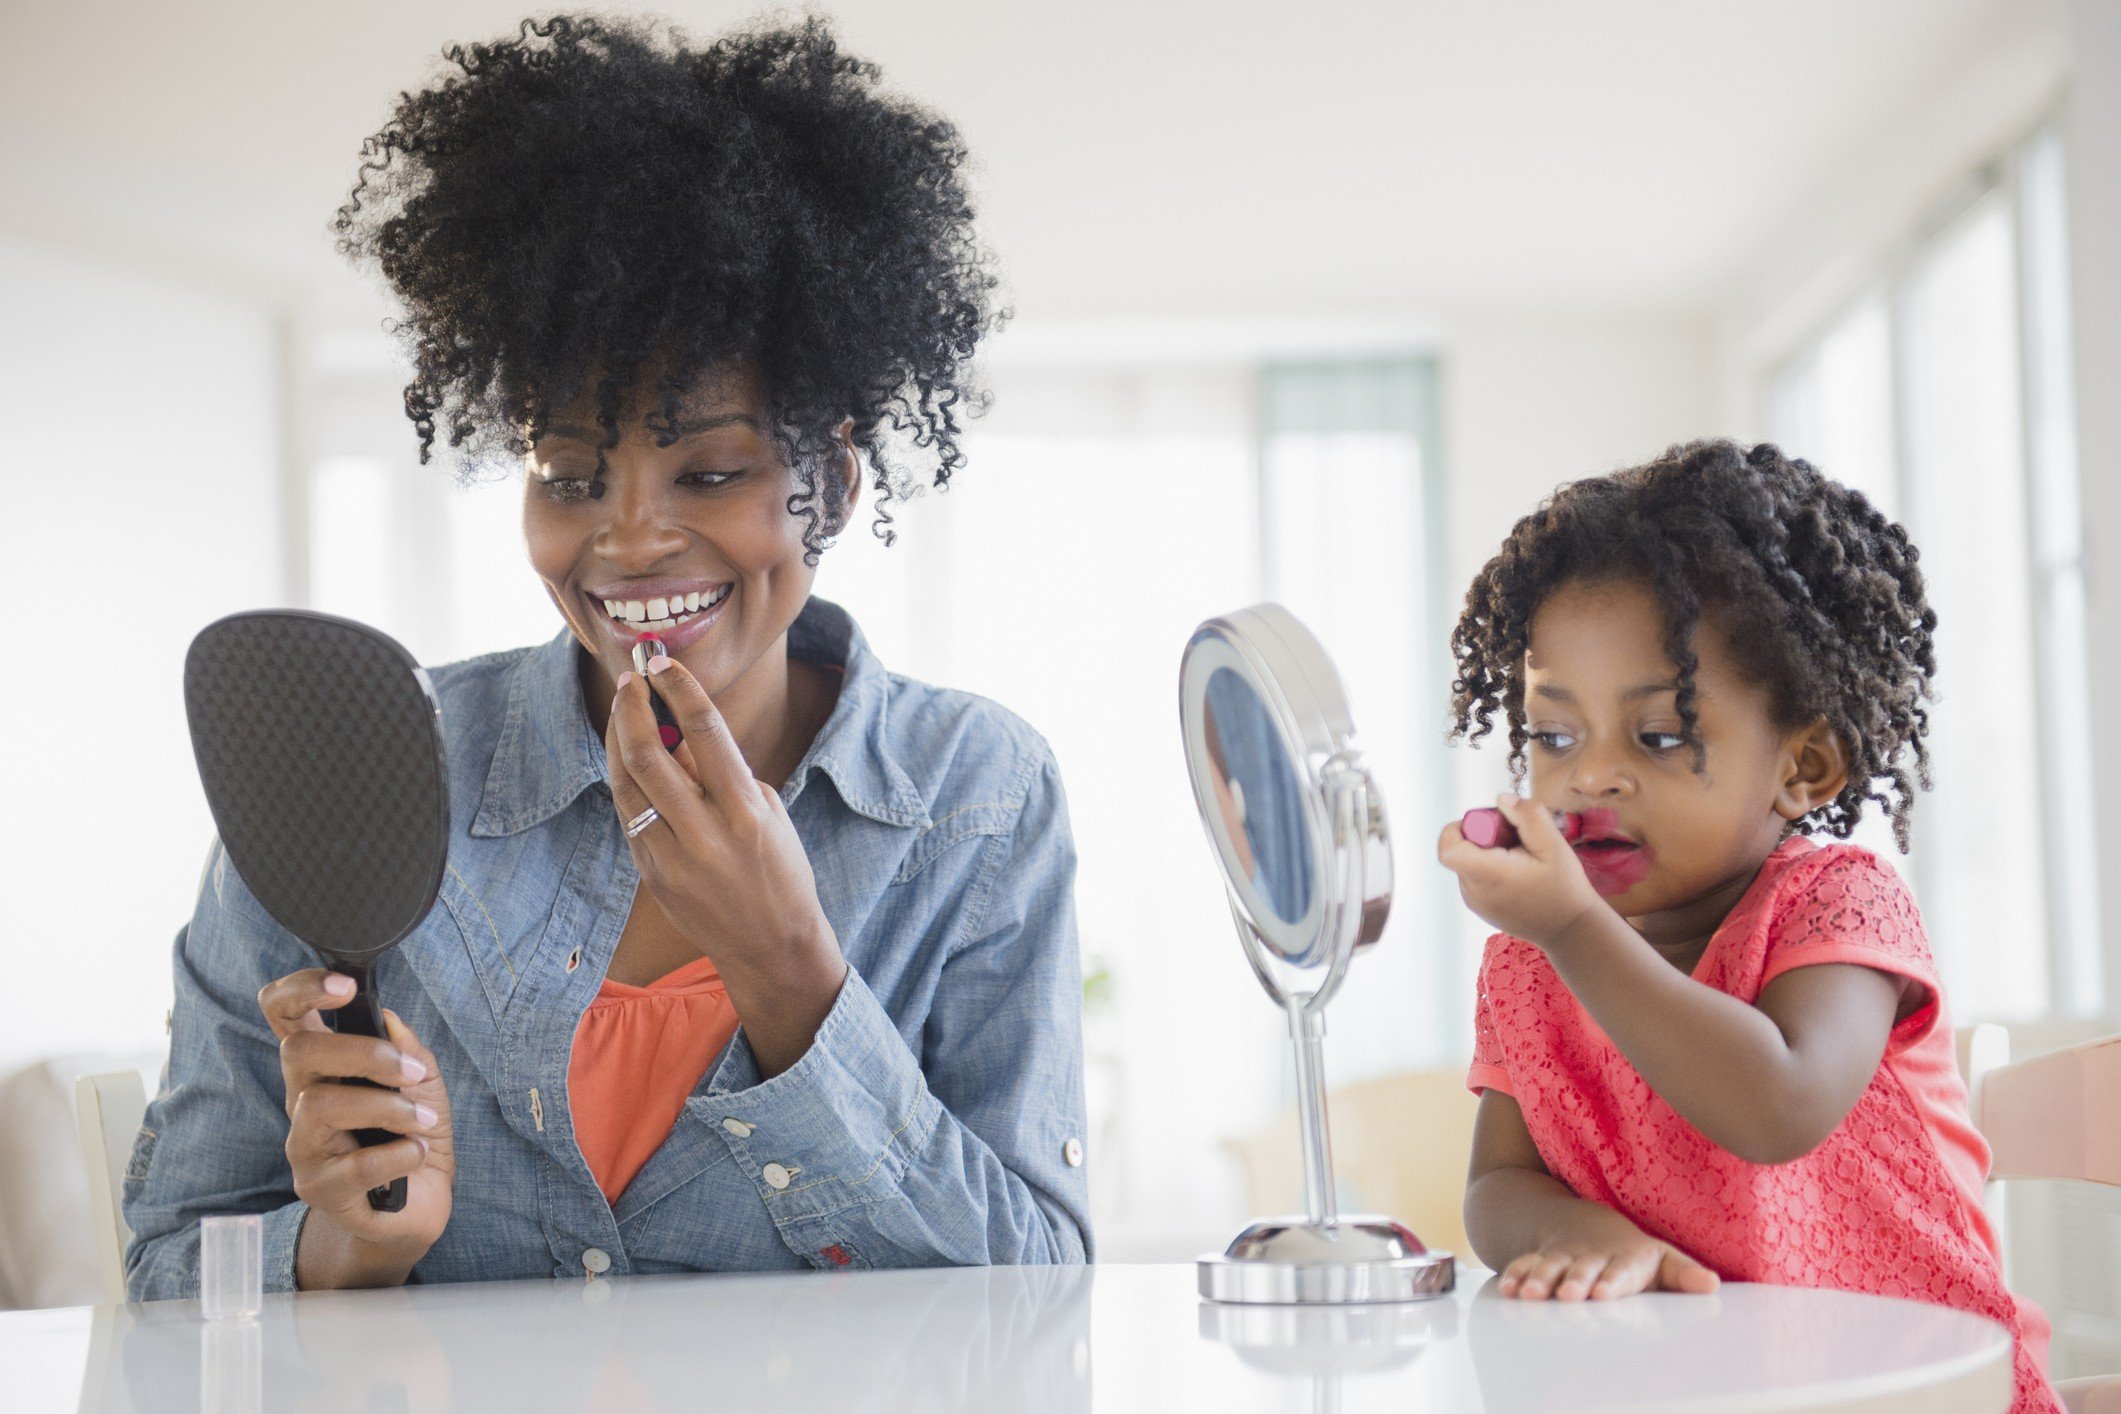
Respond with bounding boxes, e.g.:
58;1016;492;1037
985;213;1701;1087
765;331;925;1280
200;1214;263;1321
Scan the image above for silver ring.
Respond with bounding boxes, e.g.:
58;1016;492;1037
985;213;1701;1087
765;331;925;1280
623;806;661;839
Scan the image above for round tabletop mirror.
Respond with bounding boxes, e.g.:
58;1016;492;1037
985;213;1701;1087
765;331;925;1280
1180;604;1453;1305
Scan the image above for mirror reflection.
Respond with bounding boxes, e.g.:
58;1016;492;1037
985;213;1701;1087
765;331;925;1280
1202;666;1314;930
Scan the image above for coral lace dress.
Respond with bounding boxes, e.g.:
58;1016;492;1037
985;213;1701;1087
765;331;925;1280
1468;837;2058;1413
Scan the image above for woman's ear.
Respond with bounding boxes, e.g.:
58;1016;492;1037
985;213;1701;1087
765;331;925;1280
1774;717;1850;821
832;418;861;524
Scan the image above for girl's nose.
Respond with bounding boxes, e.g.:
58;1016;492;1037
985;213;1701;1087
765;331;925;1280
1569;742;1635;799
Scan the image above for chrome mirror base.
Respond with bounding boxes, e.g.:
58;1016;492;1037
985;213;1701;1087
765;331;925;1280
1197;1217;1455;1305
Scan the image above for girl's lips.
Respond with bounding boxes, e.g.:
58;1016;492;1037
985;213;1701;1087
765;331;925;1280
1574;838;1654;895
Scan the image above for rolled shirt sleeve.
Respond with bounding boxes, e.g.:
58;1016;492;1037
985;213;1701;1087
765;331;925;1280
694;750;1092;1268
124;844;316;1300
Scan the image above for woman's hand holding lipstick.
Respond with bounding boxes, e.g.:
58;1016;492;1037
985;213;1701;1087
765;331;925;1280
604;651;848;1078
1437;794;1607;948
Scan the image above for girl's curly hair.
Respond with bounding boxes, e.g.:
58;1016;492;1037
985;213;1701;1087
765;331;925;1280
1449;440;1938;849
334;13;1002;561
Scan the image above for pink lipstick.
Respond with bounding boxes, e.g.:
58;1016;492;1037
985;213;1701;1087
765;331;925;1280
631;633;683;752
1461;806;1653;895
1460;807;1586;849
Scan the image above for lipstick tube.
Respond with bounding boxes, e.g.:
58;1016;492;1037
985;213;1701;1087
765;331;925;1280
1460;807;1584;849
631;633;683;753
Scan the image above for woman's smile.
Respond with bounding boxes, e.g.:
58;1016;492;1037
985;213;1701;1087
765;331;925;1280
585;580;736;650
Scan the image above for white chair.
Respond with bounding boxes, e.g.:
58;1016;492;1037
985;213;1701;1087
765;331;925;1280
1965;1029;2121;1414
73;1071;147;1307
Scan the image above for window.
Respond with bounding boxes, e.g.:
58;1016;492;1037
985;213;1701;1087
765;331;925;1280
1766;128;2100;1020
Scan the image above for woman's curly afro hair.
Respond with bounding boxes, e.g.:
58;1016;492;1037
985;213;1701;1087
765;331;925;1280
335;12;1002;560
1449;440;1939;849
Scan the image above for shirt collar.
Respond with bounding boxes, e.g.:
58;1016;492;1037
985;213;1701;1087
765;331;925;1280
471;596;929;838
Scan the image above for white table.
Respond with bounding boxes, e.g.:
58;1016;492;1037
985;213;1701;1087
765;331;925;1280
0;1263;2013;1413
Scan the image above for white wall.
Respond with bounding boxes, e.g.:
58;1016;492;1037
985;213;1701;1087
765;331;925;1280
0;240;282;1073
1438;312;1722;878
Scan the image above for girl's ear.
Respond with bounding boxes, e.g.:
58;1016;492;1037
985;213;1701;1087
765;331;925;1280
1774;717;1850;821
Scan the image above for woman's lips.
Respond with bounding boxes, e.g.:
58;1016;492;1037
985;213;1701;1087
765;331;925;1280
587;586;732;657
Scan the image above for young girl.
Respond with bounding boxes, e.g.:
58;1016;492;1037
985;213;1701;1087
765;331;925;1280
1436;440;2058;1413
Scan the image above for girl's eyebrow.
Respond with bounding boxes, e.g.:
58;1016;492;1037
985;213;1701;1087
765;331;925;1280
1531;682;1680;702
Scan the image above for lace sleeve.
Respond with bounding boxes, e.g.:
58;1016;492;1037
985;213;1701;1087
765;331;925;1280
1467;935;1516;1096
1762;847;1940;1047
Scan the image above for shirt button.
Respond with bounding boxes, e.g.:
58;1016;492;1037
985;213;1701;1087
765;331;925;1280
762;1163;794;1190
1063;1138;1084;1168
582;1247;611;1274
722;1118;754;1138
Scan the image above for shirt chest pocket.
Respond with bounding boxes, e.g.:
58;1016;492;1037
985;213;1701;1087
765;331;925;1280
894;803;1013;886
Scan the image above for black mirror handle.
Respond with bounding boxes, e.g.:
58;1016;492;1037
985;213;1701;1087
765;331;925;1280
321;960;410;1213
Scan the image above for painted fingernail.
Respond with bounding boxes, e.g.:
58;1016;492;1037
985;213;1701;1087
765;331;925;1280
412;1103;437;1127
399;1055;427;1083
646;653;672;674
616;670;636;690
323;974;355;997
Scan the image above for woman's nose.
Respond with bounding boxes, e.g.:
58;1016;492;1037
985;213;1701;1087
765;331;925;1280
591;482;688;566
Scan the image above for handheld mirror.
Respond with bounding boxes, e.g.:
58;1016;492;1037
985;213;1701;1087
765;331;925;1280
184;610;451;1213
1180;604;1453;1304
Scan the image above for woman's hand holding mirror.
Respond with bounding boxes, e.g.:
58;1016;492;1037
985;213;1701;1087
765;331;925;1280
257;969;455;1286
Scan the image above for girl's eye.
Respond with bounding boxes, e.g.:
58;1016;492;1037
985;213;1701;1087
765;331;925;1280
1640;732;1686;752
678;470;743;489
1530;731;1577;752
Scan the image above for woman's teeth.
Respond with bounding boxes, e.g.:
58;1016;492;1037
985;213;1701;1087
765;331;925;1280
601;585;731;632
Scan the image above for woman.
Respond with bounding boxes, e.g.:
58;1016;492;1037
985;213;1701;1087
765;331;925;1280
126;15;1090;1295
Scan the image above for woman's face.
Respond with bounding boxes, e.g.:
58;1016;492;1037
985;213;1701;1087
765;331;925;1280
522;366;853;703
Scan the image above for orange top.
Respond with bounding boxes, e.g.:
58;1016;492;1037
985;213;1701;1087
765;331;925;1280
568;954;741;1204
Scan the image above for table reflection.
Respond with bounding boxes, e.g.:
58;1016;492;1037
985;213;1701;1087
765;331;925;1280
1199;1296;1458;1414
85;1266;1093;1414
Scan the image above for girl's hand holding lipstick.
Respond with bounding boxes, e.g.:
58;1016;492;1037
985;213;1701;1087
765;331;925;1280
1437;794;1608;948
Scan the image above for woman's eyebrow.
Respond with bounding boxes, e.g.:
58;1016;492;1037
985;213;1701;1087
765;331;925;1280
539;412;759;444
673;412;759;434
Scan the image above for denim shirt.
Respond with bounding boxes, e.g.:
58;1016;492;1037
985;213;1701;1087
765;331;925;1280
126;598;1091;1297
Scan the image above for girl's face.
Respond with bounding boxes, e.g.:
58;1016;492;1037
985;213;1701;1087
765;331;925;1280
521;366;853;708
1521;577;1844;945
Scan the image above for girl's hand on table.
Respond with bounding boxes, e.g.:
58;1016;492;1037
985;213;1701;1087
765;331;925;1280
258;970;454;1282
1437;793;1606;947
1498;1207;1721;1302
605;654;848;1074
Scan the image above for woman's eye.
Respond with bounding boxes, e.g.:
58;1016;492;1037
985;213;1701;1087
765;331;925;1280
540;477;600;504
1530;731;1576;752
1640;732;1686;752
678;470;743;490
